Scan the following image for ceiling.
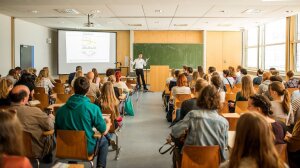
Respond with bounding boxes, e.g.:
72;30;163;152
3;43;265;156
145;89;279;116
0;0;300;31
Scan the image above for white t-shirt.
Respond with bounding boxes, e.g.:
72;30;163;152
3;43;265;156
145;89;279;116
114;81;129;93
35;78;54;94
132;58;146;69
271;100;294;125
223;77;235;87
171;86;191;99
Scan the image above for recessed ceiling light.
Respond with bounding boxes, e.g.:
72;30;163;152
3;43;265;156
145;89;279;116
243;9;262;14
219;10;225;13
31;10;39;14
155;9;163;13
91;10;101;14
55;9;80;15
285;10;294;13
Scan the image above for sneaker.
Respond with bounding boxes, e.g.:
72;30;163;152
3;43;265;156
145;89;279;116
144;87;148;91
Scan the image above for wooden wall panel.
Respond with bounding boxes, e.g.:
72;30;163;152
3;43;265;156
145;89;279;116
116;31;130;66
134;30;203;44
206;32;223;71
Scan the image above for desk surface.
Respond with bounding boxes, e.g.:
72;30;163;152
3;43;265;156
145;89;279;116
221;113;240;118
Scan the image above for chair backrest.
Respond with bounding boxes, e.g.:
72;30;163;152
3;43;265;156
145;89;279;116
275;144;288;163
54;79;62;83
101;108;116;132
225;93;236;102
56;130;89;160
22;131;34;158
53;83;65;94
34;87;46;94
181;145;220;168
175;94;192;102
287;88;299;95
225;84;232;93
235;101;249;114
33;93;49;111
56;93;72;104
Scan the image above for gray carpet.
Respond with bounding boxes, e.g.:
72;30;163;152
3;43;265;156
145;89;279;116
41;91;172;168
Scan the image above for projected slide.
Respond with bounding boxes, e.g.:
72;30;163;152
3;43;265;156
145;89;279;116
66;31;110;63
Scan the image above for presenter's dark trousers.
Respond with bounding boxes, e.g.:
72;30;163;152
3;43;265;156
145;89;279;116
136;69;146;89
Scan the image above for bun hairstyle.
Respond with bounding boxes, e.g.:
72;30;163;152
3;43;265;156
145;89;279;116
249;94;273;116
269;81;290;114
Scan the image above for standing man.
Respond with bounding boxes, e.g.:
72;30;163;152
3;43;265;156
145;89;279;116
131;53;148;90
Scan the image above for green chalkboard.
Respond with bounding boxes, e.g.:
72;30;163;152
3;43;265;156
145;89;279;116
133;43;203;69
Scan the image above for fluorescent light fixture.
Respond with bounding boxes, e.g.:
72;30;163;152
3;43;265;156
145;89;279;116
128;24;142;26
174;24;188;26
243;9;262;14
217;23;232;27
91;10;101;14
55;9;80;14
31;10;39;14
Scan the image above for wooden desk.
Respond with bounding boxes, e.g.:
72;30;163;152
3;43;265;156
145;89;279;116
221;113;240;131
47;103;65;110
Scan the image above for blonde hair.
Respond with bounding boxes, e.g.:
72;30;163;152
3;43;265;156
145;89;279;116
241;75;255;100
99;82;120;118
35;69;47;85
229;112;285;168
262;72;271;81
75;70;83;78
0;79;13;99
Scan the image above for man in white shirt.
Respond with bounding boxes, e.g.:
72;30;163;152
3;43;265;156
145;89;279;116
131;53;148;90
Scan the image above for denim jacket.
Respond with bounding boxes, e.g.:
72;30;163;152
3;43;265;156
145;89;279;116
172;109;229;161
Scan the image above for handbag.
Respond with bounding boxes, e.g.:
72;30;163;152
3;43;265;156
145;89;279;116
124;96;135;116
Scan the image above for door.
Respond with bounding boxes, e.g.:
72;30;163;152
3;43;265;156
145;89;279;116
20;45;34;69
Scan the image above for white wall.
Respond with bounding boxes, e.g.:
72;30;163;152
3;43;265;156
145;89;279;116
14;19;58;76
0;14;11;76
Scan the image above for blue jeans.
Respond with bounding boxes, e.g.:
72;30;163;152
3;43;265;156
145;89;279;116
96;137;109;168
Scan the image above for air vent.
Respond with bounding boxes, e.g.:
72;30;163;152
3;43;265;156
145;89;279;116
54;9;80;14
128;24;142;26
174;24;188;27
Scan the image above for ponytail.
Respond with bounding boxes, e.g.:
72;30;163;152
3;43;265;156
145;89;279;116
282;89;290;114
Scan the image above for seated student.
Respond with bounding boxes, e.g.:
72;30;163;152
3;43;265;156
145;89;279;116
5;69;18;85
170;74;191;100
253;69;264;85
8;85;55;163
169;70;180;91
270;75;283;83
27;67;37;82
92;68;101;86
228;66;237;80
248;94;287;144
285;70;299;88
107;75;121;99
189;71;200;89
285;119;300;168
172;85;229;162
220;112;286;168
222;70;235;87
292;80;300;123
35;69;54;94
236;65;242;77
14;73;35;100
197;66;207;80
211;75;225;104
68;66;82;85
114;71;130;93
206;66;216;83
166;69;176;85
182;65;188;75
186;67;193;84
55;77;111;168
292;80;300;101
71;70;83;87
0;79;13;106
269;67;277;75
0;110;32;168
86;71;101;99
235;68;247;84
258;71;271;95
42;67;55;84
179;79;208;120
102;69;115;84
269;81;294;125
236;75;255;101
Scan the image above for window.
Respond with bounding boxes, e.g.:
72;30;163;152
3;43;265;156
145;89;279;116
245;27;259;68
297;44;300;72
296;15;300;72
264;19;286;71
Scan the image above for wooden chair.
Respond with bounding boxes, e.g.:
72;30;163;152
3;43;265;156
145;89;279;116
181;145;220;168
56;130;98;168
34;87;46;94
225;84;232;93
101;108;121;160
33;93;49;111
253;85;259;93
225;93;236;102
23;130;54;168
235;101;249;114
287;88;298;94
275;144;288;164
87;95;95;103
56;93;72;104
221;113;240;131
54;79;62;83
53;83;65;94
172;94;192;122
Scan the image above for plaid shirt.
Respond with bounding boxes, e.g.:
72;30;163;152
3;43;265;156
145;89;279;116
285;78;300;88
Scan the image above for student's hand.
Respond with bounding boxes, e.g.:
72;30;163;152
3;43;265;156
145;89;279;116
284;131;292;141
146;58;149;62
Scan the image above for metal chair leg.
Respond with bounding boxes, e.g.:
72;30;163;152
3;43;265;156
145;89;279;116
36;159;40;168
89;160;94;168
